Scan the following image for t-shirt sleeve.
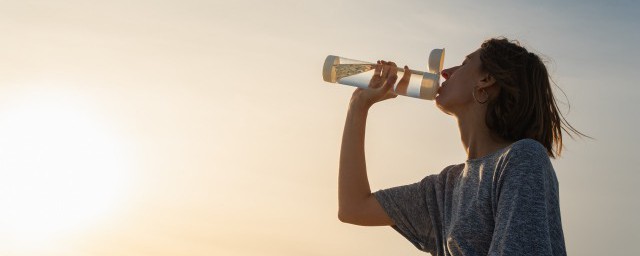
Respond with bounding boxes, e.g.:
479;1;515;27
373;174;439;253
489;140;566;256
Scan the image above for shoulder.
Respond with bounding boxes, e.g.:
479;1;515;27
441;163;464;175
504;138;550;161
500;139;551;164
419;164;464;188
437;164;464;180
497;139;556;184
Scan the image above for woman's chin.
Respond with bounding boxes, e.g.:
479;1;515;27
435;93;444;105
434;96;453;115
434;95;444;108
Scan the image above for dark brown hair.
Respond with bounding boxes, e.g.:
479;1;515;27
479;37;589;158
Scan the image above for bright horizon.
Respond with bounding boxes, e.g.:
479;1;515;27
0;1;638;255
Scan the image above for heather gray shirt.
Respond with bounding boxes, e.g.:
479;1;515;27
373;139;566;256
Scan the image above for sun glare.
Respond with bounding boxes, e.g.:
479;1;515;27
0;86;131;251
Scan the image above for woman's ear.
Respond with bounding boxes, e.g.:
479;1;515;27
478;73;496;89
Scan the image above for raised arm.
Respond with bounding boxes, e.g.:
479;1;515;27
337;61;410;226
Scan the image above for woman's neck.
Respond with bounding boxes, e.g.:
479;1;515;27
456;110;513;160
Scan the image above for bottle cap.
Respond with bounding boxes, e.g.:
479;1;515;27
323;55;339;83
420;48;445;100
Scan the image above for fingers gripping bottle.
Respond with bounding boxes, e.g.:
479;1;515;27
322;49;445;100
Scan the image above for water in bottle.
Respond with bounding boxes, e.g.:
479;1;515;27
322;48;445;100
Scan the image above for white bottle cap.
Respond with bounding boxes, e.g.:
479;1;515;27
420;48;445;100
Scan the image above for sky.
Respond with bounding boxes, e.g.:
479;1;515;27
0;0;638;255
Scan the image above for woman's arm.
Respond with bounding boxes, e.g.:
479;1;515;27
337;61;409;226
337;101;393;226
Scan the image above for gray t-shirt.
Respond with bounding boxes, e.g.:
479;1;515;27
373;139;566;256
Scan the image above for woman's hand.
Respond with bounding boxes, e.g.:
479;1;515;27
349;61;410;109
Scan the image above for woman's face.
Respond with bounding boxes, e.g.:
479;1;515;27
435;49;486;116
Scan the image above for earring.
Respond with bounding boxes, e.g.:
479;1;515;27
472;87;489;104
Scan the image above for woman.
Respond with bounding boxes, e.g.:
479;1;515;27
337;38;585;255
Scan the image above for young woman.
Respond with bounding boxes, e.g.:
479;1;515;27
337;38;585;255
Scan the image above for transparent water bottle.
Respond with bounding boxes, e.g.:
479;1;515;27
322;49;445;100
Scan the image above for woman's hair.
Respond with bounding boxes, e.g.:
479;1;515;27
479;37;589;158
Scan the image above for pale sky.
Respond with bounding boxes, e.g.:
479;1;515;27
0;0;638;255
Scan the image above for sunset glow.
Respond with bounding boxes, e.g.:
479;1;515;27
0;86;131;250
0;1;637;255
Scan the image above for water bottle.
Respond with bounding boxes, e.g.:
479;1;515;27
322;48;445;100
